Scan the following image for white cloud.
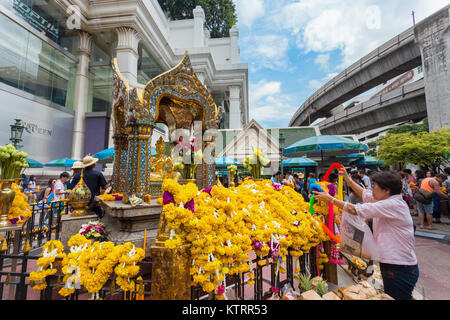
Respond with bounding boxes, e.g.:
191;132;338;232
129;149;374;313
249;80;298;127
251;80;282;101
314;54;330;70
242;34;290;71
233;0;266;28
269;0;450;69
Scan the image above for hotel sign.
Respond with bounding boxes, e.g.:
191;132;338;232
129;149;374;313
23;121;53;137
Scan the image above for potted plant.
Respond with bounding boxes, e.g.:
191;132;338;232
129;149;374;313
0;144;28;227
173;137;203;184
79;221;108;242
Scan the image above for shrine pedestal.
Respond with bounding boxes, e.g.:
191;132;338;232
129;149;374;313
150;241;192;300
99;198;162;257
60;214;98;245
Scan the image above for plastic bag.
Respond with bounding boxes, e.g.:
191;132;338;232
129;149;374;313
340;206;380;261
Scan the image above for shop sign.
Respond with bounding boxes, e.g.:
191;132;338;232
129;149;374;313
12;0;59;41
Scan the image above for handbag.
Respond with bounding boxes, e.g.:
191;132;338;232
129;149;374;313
413;188;433;205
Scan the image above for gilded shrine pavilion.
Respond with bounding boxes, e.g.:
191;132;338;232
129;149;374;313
111;51;222;197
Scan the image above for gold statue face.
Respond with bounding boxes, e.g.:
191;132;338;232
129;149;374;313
156;137;166;154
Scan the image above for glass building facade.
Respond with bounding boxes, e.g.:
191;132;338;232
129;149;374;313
0;1;77;109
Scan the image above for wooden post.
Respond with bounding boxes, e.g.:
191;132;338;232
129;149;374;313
323;241;338;285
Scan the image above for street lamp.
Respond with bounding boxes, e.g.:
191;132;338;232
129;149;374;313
279;132;286;177
10;119;25;149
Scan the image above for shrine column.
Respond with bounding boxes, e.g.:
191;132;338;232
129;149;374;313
229;86;242;129
115;27;141;84
71;31;92;160
415;7;450;131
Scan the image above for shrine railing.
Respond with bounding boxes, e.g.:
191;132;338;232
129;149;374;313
191;247;321;300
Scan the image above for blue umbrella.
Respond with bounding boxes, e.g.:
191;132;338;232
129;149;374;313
351;156;384;166
215;157;239;166
94;147;157;163
282;157;318;167
26;158;44;168
94;147;115;160
45;158;76;168
283;135;369;159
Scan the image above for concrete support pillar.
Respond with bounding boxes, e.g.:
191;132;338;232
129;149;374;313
230;25;240;64
115;27;141;84
71;31;92;160
415;7;450;131
193;6;206;48
229;86;242;129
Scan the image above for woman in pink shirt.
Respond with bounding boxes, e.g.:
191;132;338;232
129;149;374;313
314;169;419;300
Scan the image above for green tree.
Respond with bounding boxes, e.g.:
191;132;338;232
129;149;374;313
158;0;237;38
387;118;429;135
377;128;450;172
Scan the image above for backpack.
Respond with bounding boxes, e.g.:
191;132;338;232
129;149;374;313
36;188;46;202
413;188;433;205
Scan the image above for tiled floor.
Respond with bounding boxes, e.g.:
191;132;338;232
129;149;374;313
414;237;450;300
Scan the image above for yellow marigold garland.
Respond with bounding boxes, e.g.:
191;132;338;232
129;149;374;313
114;243;145;292
78;241;121;300
58;234;91;297
29;241;65;290
160;179;329;294
8;183;31;224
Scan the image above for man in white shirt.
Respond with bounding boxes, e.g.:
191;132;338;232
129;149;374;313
53;172;70;201
359;169;372;189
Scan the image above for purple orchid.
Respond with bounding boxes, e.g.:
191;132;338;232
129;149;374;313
252;240;263;250
272;183;283;190
163;191;175;205
185;199;195;213
202;187;212;194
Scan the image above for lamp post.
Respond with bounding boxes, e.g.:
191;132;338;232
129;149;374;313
10;119;25;149
279;132;285;177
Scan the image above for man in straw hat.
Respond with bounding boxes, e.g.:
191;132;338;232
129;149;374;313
69;155;108;218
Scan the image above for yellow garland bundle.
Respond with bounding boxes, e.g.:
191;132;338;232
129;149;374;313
97;194;124;201
78;241;121;299
160;179;329;294
29;241;65;290
59;234;91;297
114;242;145;292
9;183;32;223
30;236;146;299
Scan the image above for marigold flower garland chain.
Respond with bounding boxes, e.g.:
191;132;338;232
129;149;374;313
31;235;145;300
159;178;330;297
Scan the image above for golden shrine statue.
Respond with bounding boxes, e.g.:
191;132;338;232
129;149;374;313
150;137;181;182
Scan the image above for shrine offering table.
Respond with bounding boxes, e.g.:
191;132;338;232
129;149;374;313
99;198;162;256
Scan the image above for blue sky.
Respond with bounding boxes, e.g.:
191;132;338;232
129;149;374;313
233;0;450;128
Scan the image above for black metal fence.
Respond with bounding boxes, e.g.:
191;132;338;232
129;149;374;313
0;200;154;300
1;201;323;300
191;247;320;300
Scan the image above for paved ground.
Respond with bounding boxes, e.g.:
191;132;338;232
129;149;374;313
410;213;450;300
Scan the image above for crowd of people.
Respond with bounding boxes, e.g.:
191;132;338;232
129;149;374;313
272;165;450;300
20;155;109;221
